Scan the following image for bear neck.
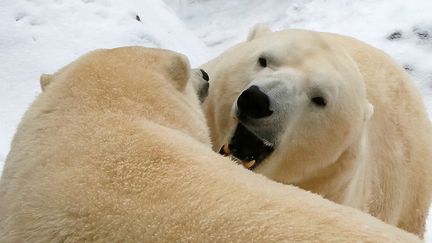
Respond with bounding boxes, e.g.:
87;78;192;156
296;129;373;210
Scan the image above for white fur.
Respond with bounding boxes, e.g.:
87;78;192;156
202;26;432;237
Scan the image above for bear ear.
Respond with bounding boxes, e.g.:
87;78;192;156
40;73;53;91
364;101;374;122
189;68;209;103
247;24;272;41
165;53;191;91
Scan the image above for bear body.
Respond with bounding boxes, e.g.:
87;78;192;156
202;27;432;237
0;47;421;242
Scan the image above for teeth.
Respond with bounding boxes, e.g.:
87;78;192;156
220;144;231;156
222;144;231;155
242;160;256;169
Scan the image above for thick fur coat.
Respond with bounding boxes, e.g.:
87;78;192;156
0;47;420;242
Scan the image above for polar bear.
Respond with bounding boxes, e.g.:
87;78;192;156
0;46;421;242
202;26;432;237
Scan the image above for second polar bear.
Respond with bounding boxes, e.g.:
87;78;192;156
202;26;432;237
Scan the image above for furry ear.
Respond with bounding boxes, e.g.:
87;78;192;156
247;24;272;41
364;102;374;122
190;68;209;103
40;73;53;91
165;53;191;91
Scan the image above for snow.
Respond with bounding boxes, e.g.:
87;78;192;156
0;0;431;241
166;0;432;117
0;0;210;171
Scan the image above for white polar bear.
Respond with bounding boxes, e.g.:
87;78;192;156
202;25;432;237
1;47;421;242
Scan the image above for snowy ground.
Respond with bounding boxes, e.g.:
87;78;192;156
0;0;210;172
0;0;431;240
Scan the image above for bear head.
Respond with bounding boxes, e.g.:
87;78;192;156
204;26;373;183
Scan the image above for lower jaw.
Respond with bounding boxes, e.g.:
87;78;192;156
224;155;262;170
220;144;262;170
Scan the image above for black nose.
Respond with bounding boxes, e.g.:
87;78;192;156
237;85;273;119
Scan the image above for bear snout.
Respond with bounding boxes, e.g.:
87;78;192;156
237;85;273;120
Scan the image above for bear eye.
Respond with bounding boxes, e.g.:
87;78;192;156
311;96;327;107
258;56;267;68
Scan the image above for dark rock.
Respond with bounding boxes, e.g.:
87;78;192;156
403;64;414;73
387;31;402;40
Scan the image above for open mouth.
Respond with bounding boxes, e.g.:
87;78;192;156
219;123;274;170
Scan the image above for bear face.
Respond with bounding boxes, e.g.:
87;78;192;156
206;29;373;183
